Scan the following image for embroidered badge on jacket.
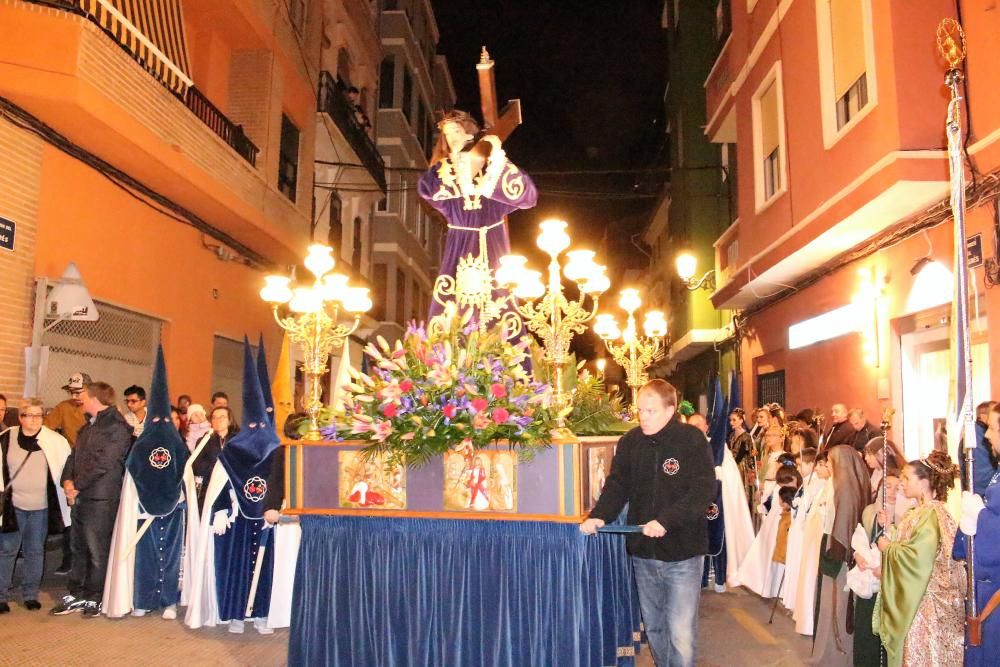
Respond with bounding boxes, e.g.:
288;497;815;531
706;503;720;520
662;458;680;475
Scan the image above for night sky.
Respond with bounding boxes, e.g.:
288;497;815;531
432;0;669;260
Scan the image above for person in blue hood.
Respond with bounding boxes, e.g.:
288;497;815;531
103;346;189;619
185;337;280;634
954;471;1000;667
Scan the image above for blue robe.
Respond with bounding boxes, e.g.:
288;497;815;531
953;474;1000;667
212;449;277;621
703;436;726;587
134;506;184;610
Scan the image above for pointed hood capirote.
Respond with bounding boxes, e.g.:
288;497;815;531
256;333;276;430
126;345;189;516
218;336;280;518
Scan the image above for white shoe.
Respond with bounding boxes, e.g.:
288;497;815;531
161;605;177;620
254;618;274;635
131;609;148;617
714;583;726;594
228;619;245;634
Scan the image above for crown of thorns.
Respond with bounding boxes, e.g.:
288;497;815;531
435;109;478;129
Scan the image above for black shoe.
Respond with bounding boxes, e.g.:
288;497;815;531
81;600;101;618
50;595;87;616
24;600;41;611
54;562;71;576
0;602;10;614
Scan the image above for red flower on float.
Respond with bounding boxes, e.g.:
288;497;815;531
492;408;510;424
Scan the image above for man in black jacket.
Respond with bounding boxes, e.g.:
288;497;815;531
51;381;131;618
847;408;880;452
819;403;855;451
581;380;716;667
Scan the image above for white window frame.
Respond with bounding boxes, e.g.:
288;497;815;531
815;0;878;148
751;61;787;213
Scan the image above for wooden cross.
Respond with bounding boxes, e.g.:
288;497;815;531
477;47;522;141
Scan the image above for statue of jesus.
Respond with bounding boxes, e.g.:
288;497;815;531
418;110;537;317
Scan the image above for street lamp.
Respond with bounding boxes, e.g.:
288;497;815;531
260;243;372;440
497;219;610;435
676;251;716;291
594;288;668;418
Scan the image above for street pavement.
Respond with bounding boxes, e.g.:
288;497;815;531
1;544;813;666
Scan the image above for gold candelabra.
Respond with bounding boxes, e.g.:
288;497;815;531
496;219;610;434
260;244;372;440
594;289;668;418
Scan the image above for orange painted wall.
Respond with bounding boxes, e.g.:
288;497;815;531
33;145;280;403
741;203;999;417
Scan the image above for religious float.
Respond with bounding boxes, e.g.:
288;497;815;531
256;51;669;667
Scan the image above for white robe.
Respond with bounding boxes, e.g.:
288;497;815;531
793;478;832;636
183;460;229;628
0;427;71;530
736;486;785;598
718;448;754;586
780;474;826;611
180;432;211;608
266;521;301;629
102;474;184;617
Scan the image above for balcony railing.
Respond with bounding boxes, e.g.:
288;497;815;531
28;0;259;167
184;87;259;167
318;70;387;192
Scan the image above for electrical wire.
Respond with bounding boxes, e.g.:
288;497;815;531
0;95;273;269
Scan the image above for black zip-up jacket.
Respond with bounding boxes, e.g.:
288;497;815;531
61;407;131;501
589;416;717;562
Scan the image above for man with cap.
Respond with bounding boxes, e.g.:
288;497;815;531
103;347;189;619
185;338;280;634
44;373;90;447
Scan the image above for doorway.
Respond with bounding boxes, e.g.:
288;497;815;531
898;310;990;461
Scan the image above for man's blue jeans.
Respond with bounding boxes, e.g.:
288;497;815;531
0;507;48;603
632;555;702;667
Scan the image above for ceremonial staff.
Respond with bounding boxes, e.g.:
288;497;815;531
936;18;978;619
879;408;895;520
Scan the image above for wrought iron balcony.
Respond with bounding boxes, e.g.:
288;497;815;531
318;70;387;192
184;87;259;167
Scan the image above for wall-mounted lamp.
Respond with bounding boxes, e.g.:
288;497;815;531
675;252;716;291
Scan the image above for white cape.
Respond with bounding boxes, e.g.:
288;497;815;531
183;460;229;628
736;485;784;597
780;474;826;611
793;478;832;636
180;432;211;608
266;521;301;629
719;448;754;586
0;427;71;530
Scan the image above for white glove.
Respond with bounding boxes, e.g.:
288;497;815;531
715;465;724;481
959;490;985;536
212;510;232;536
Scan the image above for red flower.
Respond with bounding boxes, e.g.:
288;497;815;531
443;404;457;418
492;408;510;424
490;383;507;399
400;379;414;392
382;403;399;418
470;397;489;413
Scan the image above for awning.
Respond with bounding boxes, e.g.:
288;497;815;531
74;0;193;95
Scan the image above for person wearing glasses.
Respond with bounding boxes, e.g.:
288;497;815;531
122;385;147;439
0;398;72;613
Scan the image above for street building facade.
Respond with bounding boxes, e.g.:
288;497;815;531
702;0;1000;457
0;0;323;420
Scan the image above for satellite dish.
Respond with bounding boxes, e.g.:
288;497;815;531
45;262;98;322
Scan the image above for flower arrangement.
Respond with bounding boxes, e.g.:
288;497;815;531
340;305;556;468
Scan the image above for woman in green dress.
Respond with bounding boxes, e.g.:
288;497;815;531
874;450;965;667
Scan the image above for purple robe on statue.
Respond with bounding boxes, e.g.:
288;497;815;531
418;149;537;317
